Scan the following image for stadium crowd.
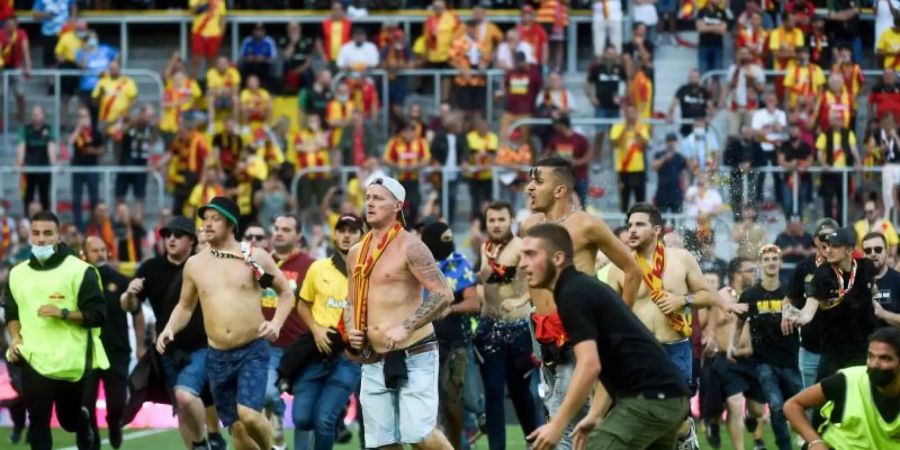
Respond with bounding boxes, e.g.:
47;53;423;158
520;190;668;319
1;0;900;450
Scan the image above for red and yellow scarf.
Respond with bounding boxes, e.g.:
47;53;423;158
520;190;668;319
635;240;692;337
342;222;404;339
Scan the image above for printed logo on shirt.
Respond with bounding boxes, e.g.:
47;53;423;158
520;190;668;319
875;289;893;306
326;297;348;309
756;298;783;314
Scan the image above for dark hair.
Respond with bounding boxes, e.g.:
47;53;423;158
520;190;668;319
727;256;751;282
862;231;888;248
613;225;629;236
484;201;514;218
525;223;574;265
534;157;576;191
276;214;301;233
870;327;900;357
626;202;663;228
31;211;60;228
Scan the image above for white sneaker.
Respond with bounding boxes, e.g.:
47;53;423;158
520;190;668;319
676;418;701;450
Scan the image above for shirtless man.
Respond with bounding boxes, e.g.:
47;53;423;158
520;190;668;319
157;197;296;450
520;157;641;450
705;257;767;450
606;202;738;449
475;202;543;449
345;176;454;450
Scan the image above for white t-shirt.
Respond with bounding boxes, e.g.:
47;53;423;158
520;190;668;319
725;63;765;108
337;41;380;70
876;0;900;47
751;108;787;152
495;42;537;69
593;0;624;22
633;0;659;26
685;186;723;221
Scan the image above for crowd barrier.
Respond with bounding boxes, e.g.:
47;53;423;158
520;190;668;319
1;68;165;155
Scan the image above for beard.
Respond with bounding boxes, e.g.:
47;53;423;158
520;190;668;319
534;260;559;289
490;230;514;244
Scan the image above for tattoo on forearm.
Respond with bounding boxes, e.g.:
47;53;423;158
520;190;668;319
402;291;449;330
404;240;451;330
343;303;354;331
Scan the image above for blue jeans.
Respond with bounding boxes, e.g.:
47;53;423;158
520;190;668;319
781;174;813;217
71;172;99;232
264;346;285;416
698;45;723;76
798;347;820;390
292;356;361;450
755;363;802;450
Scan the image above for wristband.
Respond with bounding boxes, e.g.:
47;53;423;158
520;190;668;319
807;439;826;449
61;308;70;321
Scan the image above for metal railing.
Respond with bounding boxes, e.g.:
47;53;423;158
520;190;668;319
1;68;165;154
700;68;888;86
0;165;167;216
16;11;594;75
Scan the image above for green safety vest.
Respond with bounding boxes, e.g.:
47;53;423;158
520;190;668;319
9;255;109;381
820;366;900;449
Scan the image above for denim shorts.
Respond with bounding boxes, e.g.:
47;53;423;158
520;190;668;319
663;339;693;390
160;347;209;397
360;348;439;447
206;339;269;427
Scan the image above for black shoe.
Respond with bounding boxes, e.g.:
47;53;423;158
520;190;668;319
109;425;123;449
208;432;227;450
705;421;721;449
76;407;95;450
335;423;352;444
9;426;23;444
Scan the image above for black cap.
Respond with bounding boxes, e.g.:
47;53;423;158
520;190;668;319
335;214;364;232
198;197;241;233
824;227;856;248
160;216;197;241
814;218;840;237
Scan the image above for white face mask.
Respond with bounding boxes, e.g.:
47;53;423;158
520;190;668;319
31;244;55;262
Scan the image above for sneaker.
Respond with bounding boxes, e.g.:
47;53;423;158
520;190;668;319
335;425;352;444
109;425;123;449
753;440;767;450
704;421;720;449
208;432;226;450
676;418;700;450
9;426;23;444
76;407;95;450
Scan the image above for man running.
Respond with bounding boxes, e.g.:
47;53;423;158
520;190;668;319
157;197;296;450
476;202;544;450
521;157;641;449
607;202;738;449
733;245;801;450
519;223;692;450
345;176;454;450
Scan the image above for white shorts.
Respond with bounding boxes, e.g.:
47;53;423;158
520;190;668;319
360;348;439;447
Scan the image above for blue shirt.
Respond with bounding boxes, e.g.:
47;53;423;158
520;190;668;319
33;0;73;36
77;45;118;92
239;36;277;60
429;252;477;344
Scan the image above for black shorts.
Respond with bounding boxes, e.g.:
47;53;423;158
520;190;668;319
713;355;765;403
454;85;486;113
59;62;79;96
41;34;58;67
115;173;148;200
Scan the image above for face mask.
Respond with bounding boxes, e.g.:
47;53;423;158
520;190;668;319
76;31;88;40
422;222;455;261
31;244;55;262
337;95;349;103
87;37;98;47
694;129;706;137
868;367;897;388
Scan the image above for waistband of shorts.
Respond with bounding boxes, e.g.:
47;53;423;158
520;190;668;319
404;334;438;357
208;338;267;355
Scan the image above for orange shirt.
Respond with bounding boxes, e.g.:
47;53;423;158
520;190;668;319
384;137;430;181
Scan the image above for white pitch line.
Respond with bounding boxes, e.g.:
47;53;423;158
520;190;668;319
58;428;169;450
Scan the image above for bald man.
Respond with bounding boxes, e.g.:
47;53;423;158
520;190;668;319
82;236;145;449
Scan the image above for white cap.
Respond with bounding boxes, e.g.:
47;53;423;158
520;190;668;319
365;175;406;203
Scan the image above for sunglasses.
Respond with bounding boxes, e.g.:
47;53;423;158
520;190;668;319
864;246;884;255
161;230;189;239
865;209;877;215
245;234;266;241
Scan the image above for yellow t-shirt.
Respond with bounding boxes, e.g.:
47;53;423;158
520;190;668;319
466;131;498;181
768;26;805;70
610;123;650;173
240;88;271;124
425;12;460;63
92;76;138;123
854;219;900;249
783;62;826;108
815;131;857;168
299;258;349;329
207;66;241;94
877;28;900;69
161;79;202;133
55;30;82;64
189;0;227;37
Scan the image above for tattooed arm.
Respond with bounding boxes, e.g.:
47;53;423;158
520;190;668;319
402;239;453;331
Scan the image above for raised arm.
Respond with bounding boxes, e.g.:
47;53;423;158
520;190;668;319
587;216;640;305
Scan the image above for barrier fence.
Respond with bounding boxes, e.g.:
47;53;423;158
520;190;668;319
1;68;165;155
0;165;167;216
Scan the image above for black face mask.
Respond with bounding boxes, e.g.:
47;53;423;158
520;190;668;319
868;367;897;388
421;222;455;261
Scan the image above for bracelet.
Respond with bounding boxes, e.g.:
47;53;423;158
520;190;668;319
60;308;70;321
807;439;826;449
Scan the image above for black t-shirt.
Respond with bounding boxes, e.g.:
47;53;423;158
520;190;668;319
654;150;688;193
300;85;333;120
622;40;655;79
828;0;860;39
874;267;900;329
115;224;146;263
675;84;711;120
22;124;53;166
723;138;763;167
809;258;877;351
71;127;104;166
433;290;469;345
774;232;814;265
697;7;729;48
788;254;824;353
739;283;799;368
779;140;813;164
554;267;691;399
821;371;899;423
119;125;154;166
279;35;316;70
97;264;135;358
587;61;625;109
135;255;207;351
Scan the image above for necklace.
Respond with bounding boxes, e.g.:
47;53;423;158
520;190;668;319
210;248;242;260
545;206;577;224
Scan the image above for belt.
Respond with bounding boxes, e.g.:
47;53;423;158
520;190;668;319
404;340;438;357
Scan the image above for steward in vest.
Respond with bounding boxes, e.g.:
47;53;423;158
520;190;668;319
3;211;108;450
784;327;900;450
